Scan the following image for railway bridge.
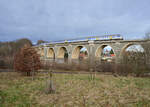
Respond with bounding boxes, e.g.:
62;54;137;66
35;35;150;63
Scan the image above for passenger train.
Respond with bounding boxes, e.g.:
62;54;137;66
41;34;123;45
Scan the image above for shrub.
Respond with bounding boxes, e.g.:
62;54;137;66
94;61;115;73
14;45;41;76
40;59;90;72
0;59;5;68
114;50;149;77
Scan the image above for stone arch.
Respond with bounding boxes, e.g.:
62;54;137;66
72;46;89;59
57;47;68;58
40;48;45;57
95;44;116;58
121;43;134;55
120;43;144;56
47;48;55;59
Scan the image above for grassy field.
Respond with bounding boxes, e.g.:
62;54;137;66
0;71;150;107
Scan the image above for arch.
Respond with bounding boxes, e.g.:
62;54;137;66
95;44;116;58
40;48;45;57
57;47;68;58
47;48;55;59
120;43;144;56
72;46;89;59
121;43;134;55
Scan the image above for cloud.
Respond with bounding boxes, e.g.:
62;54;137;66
0;0;150;42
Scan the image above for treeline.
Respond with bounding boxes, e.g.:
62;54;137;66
0;38;32;69
0;38;32;56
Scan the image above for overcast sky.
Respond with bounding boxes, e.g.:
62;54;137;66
0;0;150;42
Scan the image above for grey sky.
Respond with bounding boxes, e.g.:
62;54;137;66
0;0;150;42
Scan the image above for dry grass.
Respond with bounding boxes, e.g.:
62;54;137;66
0;72;150;106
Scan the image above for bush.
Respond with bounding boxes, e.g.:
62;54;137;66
94;61;115;73
112;50;150;77
14;45;41;76
0;59;5;68
41;60;90;72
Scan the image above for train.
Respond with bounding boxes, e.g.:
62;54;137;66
86;34;123;41
40;34;123;45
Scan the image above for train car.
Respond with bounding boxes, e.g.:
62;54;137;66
110;34;123;40
68;38;88;43
96;34;123;41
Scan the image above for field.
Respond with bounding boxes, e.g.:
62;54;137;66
0;71;150;107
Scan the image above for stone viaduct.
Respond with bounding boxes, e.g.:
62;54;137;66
34;38;150;64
